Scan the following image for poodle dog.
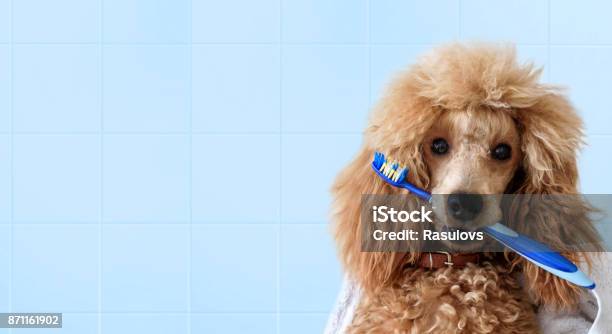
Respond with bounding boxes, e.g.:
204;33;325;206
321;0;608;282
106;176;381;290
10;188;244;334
331;44;601;333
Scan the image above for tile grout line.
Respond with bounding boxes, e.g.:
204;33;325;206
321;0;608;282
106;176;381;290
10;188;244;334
8;1;13;332
547;0;551;82
277;0;283;332
0;222;332;226
1;42;612;47
98;0;104;333
188;0;194;331
0;130;365;135
367;0;371;107
26;311;331;315
458;0;462;39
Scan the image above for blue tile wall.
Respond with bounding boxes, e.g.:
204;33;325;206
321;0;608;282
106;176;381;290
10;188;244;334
102;224;190;312
550;47;612;135
27;315;98;334
0;0;8;43
282;46;369;132
370;45;429;101
1;1;611;334
13;0;99;43
0;225;8;312
103;134;190;223
461;0;548;44
280;314;329;334
102;315;188;334
13;135;101;223
192;0;280;43
103;0;190;44
579;136;612;194
13;45;100;132
192;45;281;133
103;46;190;132
12;224;98;312
281;134;360;223
192;224;277;312
551;0;612;45
281;0;367;43
515;46;549;81
192;314;276;334
0;46;8;133
192;134;280;223
0;136;9;224
370;0;459;44
280;224;341;312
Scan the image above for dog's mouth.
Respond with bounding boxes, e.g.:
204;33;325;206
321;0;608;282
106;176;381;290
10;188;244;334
435;223;488;251
427;194;501;251
441;220;489;232
441;225;467;233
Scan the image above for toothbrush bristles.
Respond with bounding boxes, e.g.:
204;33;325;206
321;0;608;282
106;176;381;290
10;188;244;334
373;152;408;183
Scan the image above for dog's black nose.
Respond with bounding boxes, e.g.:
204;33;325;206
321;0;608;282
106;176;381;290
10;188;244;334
447;193;483;222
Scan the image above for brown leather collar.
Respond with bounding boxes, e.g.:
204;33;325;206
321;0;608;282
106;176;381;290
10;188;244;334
418;252;480;269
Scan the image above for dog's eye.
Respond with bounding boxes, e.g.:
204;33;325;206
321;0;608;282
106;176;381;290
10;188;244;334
431;138;449;155
491;143;512;160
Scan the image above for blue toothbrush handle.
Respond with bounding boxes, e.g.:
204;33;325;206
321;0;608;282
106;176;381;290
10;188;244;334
483;223;595;289
399;183;432;202
370;156;595;290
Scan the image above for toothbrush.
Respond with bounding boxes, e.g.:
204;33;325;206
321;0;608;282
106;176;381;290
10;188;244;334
371;151;595;289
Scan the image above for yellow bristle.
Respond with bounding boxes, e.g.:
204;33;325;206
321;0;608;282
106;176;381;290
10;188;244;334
385;164;394;176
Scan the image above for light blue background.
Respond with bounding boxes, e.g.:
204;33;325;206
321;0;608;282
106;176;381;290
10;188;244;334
0;0;611;333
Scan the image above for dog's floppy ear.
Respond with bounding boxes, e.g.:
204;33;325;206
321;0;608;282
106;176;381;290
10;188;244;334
331;147;410;292
517;92;583;193
331;74;439;293
509;91;602;309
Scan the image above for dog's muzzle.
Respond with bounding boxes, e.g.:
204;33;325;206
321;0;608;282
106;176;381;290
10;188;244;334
447;192;484;222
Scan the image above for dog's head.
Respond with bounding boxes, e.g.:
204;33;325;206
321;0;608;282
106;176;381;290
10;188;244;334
424;109;521;249
332;43;599;300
